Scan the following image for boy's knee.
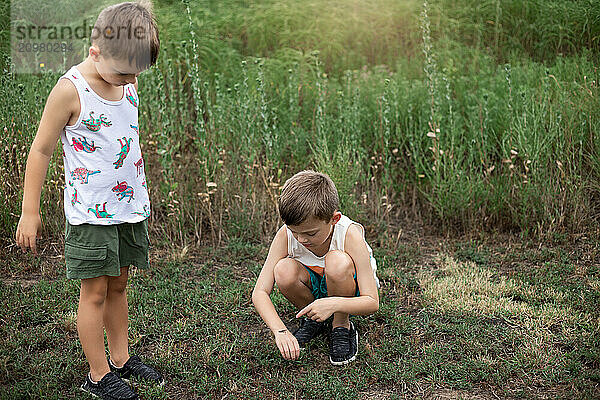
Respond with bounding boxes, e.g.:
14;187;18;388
107;268;129;294
81;281;109;306
107;278;127;295
274;258;300;288
324;250;354;282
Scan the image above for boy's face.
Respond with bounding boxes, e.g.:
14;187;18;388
287;212;341;249
90;46;143;87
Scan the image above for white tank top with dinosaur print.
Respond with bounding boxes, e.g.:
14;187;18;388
60;65;150;225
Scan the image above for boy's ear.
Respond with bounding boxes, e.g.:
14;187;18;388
89;45;101;61
331;211;342;225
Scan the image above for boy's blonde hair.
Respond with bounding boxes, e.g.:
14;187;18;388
91;1;160;70
278;170;339;226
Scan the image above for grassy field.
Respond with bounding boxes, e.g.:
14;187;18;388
2;231;599;399
1;0;600;398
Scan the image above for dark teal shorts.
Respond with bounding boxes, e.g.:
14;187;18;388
65;219;150;280
303;264;360;300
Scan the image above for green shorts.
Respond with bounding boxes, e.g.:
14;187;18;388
65;219;150;280
303;264;360;300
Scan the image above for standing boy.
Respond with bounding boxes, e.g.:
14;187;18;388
252;171;380;365
16;2;162;398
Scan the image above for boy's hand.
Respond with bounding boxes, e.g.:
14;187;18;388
296;298;337;322
274;329;300;360
15;213;42;255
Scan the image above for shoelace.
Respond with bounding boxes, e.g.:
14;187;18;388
295;319;323;341
330;327;351;356
98;373;137;398
125;356;162;381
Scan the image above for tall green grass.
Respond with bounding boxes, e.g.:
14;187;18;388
433;0;600;63
1;0;599;250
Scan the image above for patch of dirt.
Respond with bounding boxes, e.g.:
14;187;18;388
425;388;497;400
358;383;505;400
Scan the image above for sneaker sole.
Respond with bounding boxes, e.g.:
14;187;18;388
329;329;358;366
81;381;144;399
329;353;356;365
80;385;99;398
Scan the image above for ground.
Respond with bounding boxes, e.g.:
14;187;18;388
1;222;599;399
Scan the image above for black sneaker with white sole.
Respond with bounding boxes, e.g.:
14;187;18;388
293;318;326;349
329;322;358;365
109;355;165;386
80;372;138;400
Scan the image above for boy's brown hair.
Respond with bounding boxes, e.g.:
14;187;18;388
91;1;160;70
278;170;339;226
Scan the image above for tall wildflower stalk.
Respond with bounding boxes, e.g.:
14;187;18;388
420;0;442;186
256;59;278;161
380;78;395;187
494;0;502;55
183;0;208;174
421;0;439;126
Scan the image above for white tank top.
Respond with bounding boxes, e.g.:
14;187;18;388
59;65;150;225
286;214;380;288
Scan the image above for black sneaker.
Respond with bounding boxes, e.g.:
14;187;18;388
80;372;138;400
329;322;358;365
109;355;165;386
293;318;326;349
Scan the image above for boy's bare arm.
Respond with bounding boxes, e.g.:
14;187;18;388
251;225;289;332
297;224;379;319
252;226;302;360
16;79;77;254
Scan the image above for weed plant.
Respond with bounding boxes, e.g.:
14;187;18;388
1;0;599;249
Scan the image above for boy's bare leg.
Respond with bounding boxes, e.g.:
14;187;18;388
325;250;356;329
274;258;314;309
78;276;110;381
104;266;130;367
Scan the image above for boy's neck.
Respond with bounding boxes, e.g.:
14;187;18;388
78;57;104;83
76;57;124;102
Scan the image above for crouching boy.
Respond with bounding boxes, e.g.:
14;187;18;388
252;170;380;365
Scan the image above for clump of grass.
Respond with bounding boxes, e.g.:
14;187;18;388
418;255;599;388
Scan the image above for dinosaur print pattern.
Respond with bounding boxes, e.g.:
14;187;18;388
132;204;150;218
71;188;81;206
71;167;100;184
126;87;138;107
113;137;132;169
112;181;135;203
68;181;81;206
71;136;101;153
88;202;114;219
82;111;112;132
134;157;144;176
60;66;150;225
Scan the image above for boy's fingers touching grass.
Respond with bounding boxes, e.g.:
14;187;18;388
29;236;37;255
275;331;300;360
296;303;312;318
